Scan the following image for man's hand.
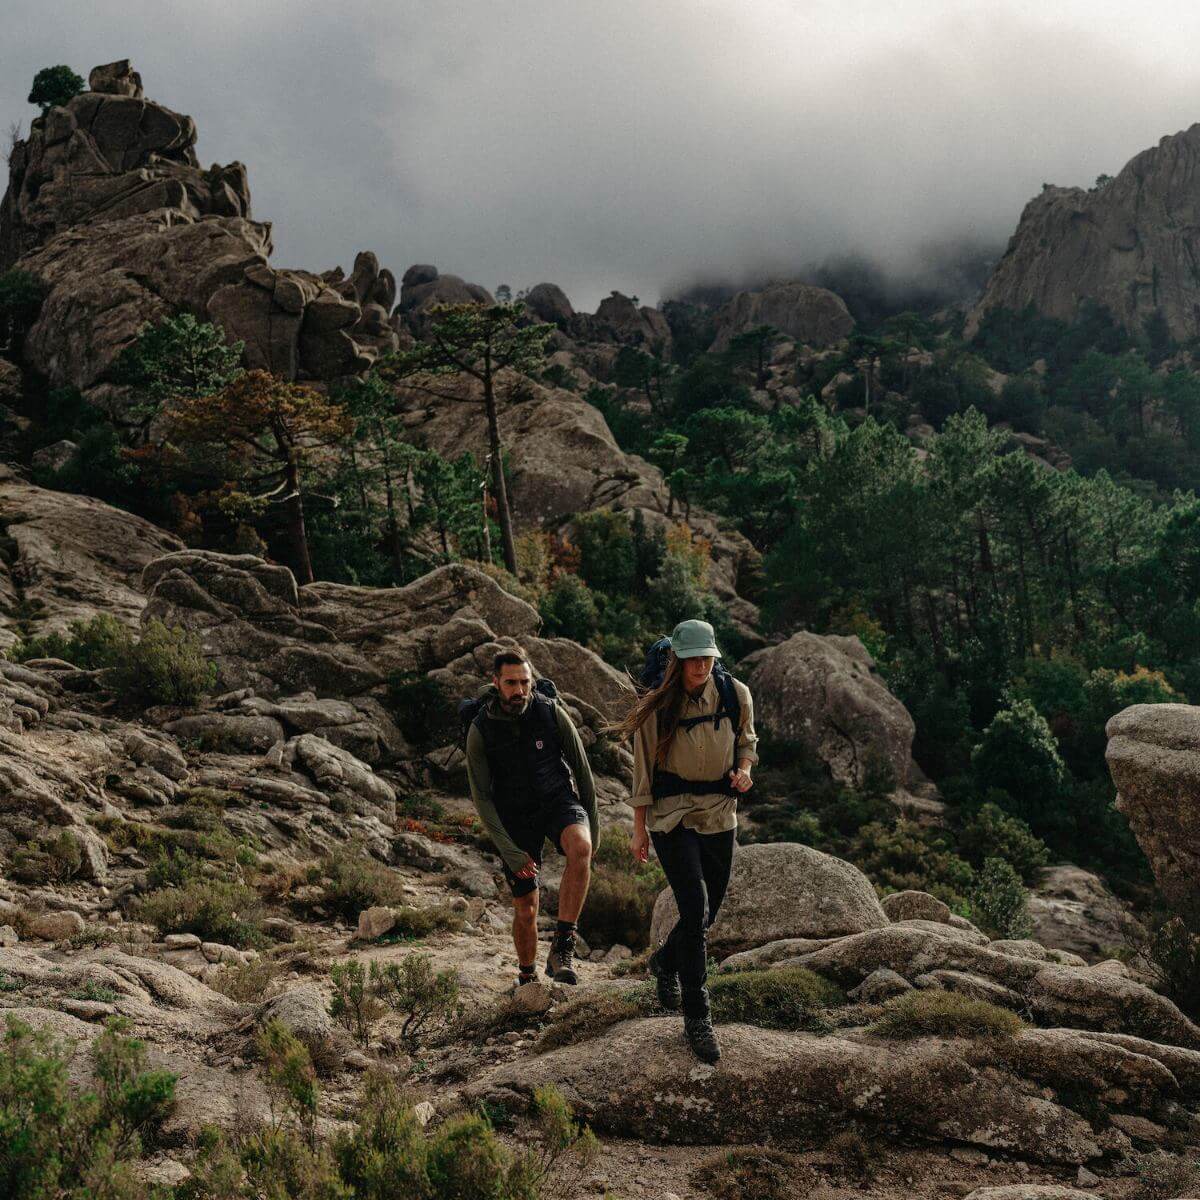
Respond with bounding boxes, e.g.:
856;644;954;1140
630;826;650;864
514;856;539;880
729;766;753;793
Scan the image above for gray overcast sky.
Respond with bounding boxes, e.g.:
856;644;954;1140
4;1;1200;310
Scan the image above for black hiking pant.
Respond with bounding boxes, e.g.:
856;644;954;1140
650;824;736;1017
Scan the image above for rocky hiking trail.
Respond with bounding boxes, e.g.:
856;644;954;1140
0;485;1196;1196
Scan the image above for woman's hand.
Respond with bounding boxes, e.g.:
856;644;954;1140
630;825;650;864
729;765;753;793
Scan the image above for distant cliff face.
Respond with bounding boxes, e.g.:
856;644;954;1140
969;123;1200;340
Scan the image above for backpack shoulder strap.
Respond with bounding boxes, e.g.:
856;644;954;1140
714;669;742;733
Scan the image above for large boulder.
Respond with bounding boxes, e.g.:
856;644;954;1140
1105;703;1200;911
473;1018;1109;1165
524;282;574;328
710;281;855;351
1028;865;1139;963
398;265;492;319
649;842;888;955
968;122;1200;341
742;632;916;789
0;465;183;649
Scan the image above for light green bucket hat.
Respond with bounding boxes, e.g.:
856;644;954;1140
670;618;721;660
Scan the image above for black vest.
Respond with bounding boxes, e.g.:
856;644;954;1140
475;694;576;822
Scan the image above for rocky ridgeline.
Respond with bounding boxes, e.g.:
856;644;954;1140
969;122;1200;341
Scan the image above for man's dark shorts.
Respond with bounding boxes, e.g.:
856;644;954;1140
502;798;590;898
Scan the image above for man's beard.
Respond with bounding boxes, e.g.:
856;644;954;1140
499;694;530;714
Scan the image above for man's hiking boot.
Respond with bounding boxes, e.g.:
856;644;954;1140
516;967;538;988
648;946;681;1010
546;932;578;984
684;1014;721;1064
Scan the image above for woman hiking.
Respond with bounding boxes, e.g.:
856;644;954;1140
613;619;757;1063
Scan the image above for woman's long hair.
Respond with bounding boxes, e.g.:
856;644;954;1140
609;651;688;765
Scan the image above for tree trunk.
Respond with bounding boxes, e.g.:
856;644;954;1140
284;454;314;585
483;360;519;574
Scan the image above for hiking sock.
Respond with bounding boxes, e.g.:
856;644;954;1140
517;963;537;985
554;920;577;944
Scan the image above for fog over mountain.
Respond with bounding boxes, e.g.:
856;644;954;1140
5;0;1200;311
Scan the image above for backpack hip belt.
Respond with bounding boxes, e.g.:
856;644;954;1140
651;769;740;799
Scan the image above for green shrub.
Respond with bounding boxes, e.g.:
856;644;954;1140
385;672;459;752
0;1014;176;1200
27;65;84;112
871;989;1025;1039
109;619;216;708
10;613;132;668
1132;1150;1200;1200
184;1065;594;1199
136;878;264;948
8;829;84;884
68;981;119;1003
971;699;1069;835
691;1146;808;1200
538;985;654;1050
958;801;1050;883
577;828;665;951
318;844;406;920
851;819;976;910
0;269;48;349
371;954;462;1047
210;956;284;1004
1140;905;1200;1022
709;967;845;1030
970;856;1033;939
329;961;386;1046
538;573;598;641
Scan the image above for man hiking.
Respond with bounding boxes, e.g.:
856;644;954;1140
464;649;598;986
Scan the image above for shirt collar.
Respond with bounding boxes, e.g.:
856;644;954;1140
683;675;717;708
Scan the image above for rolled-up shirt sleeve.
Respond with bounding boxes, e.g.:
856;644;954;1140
735;682;760;767
631;708;657;808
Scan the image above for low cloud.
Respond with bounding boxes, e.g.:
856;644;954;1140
4;1;1200;311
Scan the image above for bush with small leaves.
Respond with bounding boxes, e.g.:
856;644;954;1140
958;800;1050;883
256;1020;319;1146
1139;902;1200;1022
371;954;462;1048
136;878;265;948
385;672;459;752
10;612;132;669
109;619;217;708
9;829;84;884
329;961;385;1047
970;856;1033;940
317;844;406;921
691;1146;808;1200
871;988;1025;1039
0;1014;176;1200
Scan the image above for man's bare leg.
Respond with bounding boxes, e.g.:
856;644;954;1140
512;889;539;980
556;823;592;923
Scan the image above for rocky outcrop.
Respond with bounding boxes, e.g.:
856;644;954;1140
742;632;917;790
571;291;672;354
2;62;400;394
710;280;855;351
0;464;184;648
968;123;1200;341
1106;703;1200;911
392;373;761;634
649;842;888;955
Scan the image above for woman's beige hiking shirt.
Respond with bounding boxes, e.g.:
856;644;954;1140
631;675;759;834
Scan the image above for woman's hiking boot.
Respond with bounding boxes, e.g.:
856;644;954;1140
546;931;578;985
684;1014;722;1064
648;946;681;1010
683;987;720;1063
